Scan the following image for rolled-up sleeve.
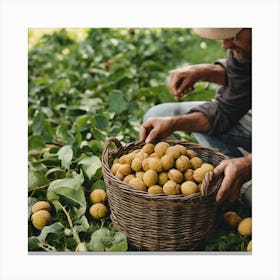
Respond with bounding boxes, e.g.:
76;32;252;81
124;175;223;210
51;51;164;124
188;51;251;135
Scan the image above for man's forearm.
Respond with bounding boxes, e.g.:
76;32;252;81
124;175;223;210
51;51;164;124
173;112;210;133
194;64;225;85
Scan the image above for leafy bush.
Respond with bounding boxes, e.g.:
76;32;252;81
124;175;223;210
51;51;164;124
28;28;229;252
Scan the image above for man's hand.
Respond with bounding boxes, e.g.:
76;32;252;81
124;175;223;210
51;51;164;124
168;66;198;100
139;117;176;143
214;154;252;203
168;64;225;100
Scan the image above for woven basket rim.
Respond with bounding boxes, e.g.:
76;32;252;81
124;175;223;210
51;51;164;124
102;137;228;201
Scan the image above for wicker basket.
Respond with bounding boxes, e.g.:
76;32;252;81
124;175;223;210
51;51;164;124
102;137;228;251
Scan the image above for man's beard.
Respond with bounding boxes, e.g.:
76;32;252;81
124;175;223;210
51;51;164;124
233;49;251;63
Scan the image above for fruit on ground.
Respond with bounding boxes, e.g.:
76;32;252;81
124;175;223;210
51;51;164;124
238;217;252;236
89;203;108;219
247;240;252;252
181;181;198;195
31;210;51;230
90;189;107;204
31;201;51;214
223;211;242;228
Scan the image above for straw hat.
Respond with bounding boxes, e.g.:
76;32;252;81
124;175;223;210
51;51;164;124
193;28;243;40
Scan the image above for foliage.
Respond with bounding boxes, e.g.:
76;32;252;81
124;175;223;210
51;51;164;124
28;28;242;252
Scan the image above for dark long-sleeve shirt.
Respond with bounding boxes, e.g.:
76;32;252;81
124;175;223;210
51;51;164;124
189;50;252;135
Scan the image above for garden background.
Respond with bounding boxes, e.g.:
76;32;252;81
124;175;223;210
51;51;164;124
28;28;250;252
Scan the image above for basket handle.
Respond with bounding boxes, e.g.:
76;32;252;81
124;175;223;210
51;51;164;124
102;137;123;164
200;171;214;197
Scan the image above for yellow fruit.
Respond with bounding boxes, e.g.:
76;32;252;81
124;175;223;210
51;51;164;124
190;157;203;169
181;181;198;195
186;149;198;158
161;154;175;171
135;171;145;180
175;144;188;156
184;169;194;181
223;211;242;228
31;210;51;230
90;189;107;204
154;142;170;157
134;152;148;161
118;164;132;176
111;163;121;175
168;169;183;183
89;203;108;219
197;183;203;192
31;201;51;214
163;180;181;195
141;158;150;171
129;178;146;191
141;143;154;155
123;174;136;184
175;155;190;172
201;163;214;172
238;217;252;236
247;240;252;252
149;157;163;172
115;171;124;181
148;185;164;194
131;157;143;172
119;154;132;164
193;167;207;183
143;170;158;187
158;172;169;186
166;146;182;159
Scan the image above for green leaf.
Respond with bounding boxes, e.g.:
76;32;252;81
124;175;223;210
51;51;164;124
91;179;107;191
58;145;73;169
110;232;128;252
87;228;112;251
38;222;65;242
28;135;45;151
108;90;127;113
28;167;49;190
78;156;102;181
28;236;41;251
47;173;86;209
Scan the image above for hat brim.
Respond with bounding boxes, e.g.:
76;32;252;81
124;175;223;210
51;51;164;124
193;28;243;40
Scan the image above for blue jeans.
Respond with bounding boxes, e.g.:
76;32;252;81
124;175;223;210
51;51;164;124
143;101;252;158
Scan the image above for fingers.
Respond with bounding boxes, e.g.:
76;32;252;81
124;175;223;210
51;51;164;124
139;120;160;143
214;160;239;203
139;121;151;142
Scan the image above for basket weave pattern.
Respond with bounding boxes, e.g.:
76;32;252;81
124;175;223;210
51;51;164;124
102;138;228;251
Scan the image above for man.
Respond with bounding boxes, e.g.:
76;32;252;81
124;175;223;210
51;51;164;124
140;28;252;205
